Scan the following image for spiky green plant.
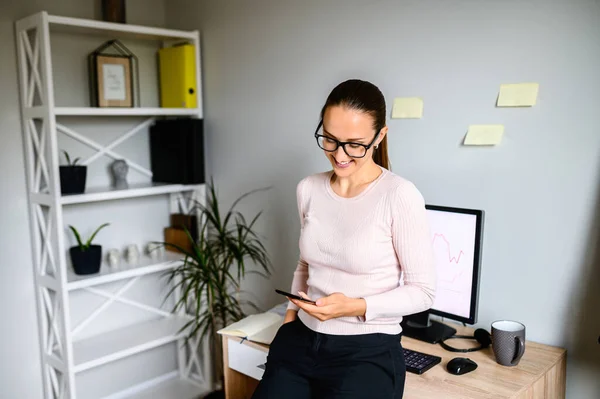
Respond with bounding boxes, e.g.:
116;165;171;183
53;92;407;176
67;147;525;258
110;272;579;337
62;150;81;166
158;179;271;391
161;179;271;343
68;223;110;251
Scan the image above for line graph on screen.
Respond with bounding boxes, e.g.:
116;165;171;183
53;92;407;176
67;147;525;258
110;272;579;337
433;233;465;265
428;213;477;318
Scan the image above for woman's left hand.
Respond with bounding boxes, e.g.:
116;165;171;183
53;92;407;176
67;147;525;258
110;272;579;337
289;292;367;321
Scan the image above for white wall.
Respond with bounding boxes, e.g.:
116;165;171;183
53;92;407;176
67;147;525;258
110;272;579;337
0;1;172;397
167;0;600;398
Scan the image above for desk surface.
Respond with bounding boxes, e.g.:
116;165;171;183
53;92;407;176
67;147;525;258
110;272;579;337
400;324;566;398
223;323;566;399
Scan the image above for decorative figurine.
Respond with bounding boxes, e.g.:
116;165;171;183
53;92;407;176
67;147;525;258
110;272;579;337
146;242;163;260
125;244;139;264
107;248;120;267
110;159;129;189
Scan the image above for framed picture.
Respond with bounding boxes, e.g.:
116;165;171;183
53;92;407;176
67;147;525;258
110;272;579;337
96;55;132;107
88;40;139;108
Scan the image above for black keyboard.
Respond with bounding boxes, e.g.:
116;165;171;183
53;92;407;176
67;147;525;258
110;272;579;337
403;348;441;374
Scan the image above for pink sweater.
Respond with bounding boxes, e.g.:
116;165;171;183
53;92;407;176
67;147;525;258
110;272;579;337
287;166;437;335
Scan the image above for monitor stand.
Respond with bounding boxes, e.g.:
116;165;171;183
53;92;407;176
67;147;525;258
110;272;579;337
400;312;457;344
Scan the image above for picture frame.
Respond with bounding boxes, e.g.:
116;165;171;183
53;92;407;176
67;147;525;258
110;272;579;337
88;40;139;108
96;55;132;107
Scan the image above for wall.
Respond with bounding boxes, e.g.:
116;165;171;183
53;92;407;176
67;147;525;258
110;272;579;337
167;0;600;398
0;0;171;397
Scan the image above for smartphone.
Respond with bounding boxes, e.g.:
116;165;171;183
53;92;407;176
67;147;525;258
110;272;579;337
275;289;316;305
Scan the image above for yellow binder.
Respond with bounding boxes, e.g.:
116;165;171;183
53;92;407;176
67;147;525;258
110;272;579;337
158;44;197;108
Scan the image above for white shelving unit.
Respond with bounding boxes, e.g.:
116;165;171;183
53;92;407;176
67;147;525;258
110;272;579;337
15;11;210;399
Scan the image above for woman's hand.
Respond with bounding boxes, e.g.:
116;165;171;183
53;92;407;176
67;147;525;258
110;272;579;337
289;292;366;321
283;309;298;324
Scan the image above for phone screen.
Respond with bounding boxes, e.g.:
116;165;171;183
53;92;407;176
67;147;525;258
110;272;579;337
275;289;316;304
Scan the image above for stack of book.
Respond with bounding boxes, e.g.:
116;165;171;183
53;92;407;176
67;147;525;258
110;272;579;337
164;213;197;253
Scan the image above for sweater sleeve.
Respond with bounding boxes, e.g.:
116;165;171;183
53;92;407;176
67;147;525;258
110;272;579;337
362;181;436;321
287;178;310;312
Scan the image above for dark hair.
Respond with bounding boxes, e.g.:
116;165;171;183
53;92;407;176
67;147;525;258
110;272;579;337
319;79;389;169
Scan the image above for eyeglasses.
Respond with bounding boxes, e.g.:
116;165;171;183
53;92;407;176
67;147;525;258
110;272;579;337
314;120;380;158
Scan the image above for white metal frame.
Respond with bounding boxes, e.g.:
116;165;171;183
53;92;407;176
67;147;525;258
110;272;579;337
15;11;209;399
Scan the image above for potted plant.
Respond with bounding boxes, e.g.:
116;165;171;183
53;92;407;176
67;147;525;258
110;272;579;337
68;223;110;275
160;179;271;398
59;150;87;194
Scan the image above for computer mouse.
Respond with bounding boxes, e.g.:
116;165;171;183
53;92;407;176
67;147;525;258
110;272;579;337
446;357;478;375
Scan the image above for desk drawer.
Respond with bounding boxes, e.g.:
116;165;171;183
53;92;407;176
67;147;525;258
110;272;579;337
227;339;268;380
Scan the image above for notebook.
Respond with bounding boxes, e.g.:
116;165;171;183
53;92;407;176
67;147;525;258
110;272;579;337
217;311;283;345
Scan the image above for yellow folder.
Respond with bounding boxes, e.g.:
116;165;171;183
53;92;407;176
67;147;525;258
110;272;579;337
158;44;197;108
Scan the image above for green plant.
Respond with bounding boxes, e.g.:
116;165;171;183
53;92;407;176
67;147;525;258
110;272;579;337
62;150;81;166
159;179;271;386
69;223;110;251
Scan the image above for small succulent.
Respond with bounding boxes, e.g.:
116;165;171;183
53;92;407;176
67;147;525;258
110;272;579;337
69;223;110;251
62;150;81;166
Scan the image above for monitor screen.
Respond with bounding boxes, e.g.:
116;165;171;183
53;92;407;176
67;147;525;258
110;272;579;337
425;206;482;321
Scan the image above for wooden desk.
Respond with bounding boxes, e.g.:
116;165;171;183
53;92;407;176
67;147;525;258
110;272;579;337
222;324;566;399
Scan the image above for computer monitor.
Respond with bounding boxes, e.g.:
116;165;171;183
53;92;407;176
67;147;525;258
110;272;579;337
400;204;484;344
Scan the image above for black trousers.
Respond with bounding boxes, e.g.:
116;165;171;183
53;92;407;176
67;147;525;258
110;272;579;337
252;318;406;399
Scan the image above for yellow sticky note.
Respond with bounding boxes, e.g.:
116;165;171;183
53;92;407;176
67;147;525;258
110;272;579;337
391;97;423;119
463;125;504;146
497;83;539;107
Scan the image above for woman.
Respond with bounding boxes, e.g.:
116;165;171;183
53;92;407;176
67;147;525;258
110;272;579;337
252;79;436;398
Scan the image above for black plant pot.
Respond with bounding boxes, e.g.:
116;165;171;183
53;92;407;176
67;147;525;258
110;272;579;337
60;165;87;195
70;245;102;275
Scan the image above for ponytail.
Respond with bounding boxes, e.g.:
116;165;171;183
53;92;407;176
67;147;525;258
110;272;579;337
373;134;390;170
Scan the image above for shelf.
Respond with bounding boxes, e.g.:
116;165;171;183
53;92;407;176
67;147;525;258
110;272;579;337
124;377;206;399
47;13;197;41
60;182;203;205
54;107;200;116
73;316;191;373
80;372;207;399
67;252;184;291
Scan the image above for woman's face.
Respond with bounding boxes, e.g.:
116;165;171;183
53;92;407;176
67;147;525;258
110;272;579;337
321;105;385;178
